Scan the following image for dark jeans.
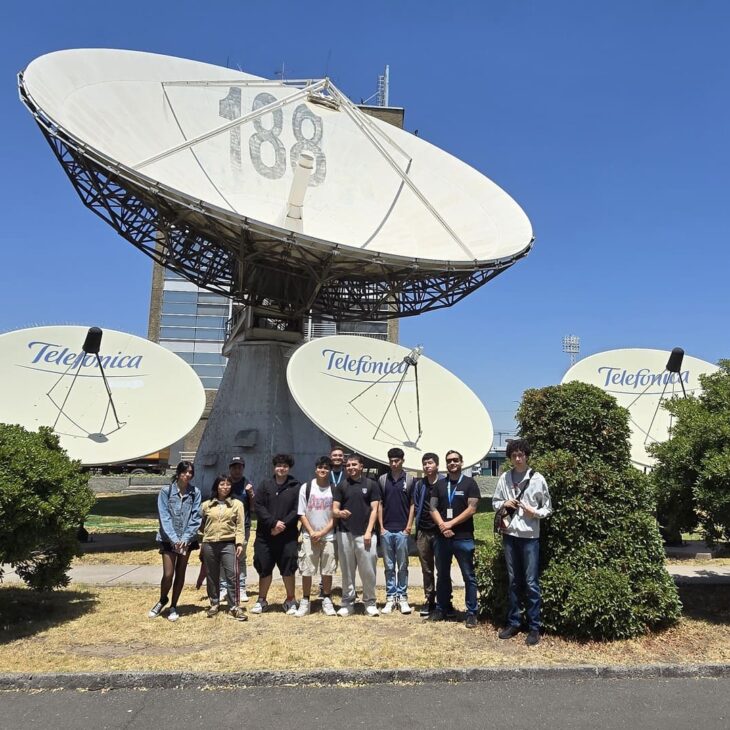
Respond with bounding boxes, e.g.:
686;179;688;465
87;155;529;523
503;534;541;631
201;541;237;607
416;529;437;603
434;536;478;616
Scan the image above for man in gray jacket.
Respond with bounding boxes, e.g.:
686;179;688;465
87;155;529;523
492;439;552;646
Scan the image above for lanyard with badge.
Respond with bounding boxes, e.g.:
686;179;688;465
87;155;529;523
446;474;463;519
330;470;343;487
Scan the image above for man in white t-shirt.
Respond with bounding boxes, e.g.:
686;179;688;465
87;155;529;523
295;456;338;616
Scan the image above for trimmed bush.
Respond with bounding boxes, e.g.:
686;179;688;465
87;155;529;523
477;382;681;640
0;424;95;590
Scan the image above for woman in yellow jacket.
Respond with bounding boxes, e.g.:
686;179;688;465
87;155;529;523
201;475;247;621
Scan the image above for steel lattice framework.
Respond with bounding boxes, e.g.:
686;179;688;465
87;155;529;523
20;75;531;322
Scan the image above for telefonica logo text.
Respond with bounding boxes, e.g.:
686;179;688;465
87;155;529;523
322;349;408;377
27;341;143;369
598;367;689;388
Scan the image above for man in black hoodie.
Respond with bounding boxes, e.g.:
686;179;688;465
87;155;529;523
251;454;301;615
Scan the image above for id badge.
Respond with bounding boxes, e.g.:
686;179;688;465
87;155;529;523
446;508;453;519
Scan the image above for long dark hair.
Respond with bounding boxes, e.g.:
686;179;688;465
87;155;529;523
210;474;232;501
175;460;194;483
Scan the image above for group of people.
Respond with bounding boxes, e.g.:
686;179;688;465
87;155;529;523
149;439;552;645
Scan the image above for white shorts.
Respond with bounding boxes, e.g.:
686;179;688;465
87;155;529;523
298;535;337;577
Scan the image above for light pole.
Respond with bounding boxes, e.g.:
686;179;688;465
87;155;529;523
562;335;580;368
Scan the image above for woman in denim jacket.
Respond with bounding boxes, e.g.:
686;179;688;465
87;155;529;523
148;460;202;622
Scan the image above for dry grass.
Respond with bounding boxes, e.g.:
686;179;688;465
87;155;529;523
1;584;729;674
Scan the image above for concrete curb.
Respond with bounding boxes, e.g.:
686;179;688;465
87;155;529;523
1;663;729;690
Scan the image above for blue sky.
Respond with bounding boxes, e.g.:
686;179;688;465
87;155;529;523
2;1;728;439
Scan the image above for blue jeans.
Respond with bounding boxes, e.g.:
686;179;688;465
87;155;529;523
381;530;410;599
503;535;541;631
435;536;478;615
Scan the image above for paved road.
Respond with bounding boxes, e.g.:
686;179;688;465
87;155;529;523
3;677;730;729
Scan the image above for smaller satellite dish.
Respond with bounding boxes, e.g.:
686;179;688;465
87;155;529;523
0;326;205;465
561;348;718;468
286;335;493;470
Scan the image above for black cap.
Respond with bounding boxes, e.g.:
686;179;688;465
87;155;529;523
229;457;245;467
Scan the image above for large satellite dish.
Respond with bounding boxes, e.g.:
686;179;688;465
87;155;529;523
562;348;718;469
287;335;493;470
19;48;533;321
0;326;205;465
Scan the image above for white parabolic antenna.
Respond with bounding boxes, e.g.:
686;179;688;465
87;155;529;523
287;335;493;470
0;326;205;465
561;348;718;469
19;48;533;321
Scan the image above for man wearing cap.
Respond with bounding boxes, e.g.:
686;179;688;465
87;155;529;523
228;456;255;601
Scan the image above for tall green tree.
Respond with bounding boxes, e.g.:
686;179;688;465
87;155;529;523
0;424;95;590
651;360;730;546
477;381;681;640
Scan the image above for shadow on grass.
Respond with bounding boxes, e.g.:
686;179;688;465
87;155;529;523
0;586;99;644
81;531;158;553
678;584;730;624
90;493;158;519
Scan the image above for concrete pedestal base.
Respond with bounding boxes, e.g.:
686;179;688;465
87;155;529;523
194;339;331;490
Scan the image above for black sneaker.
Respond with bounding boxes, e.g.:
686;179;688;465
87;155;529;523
428;608;446;622
445;605;458;620
525;630;540;646
147;597;168;618
419;602;435;617
465;614;478;629
498;625;520;640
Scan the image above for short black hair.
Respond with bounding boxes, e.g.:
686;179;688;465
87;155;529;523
315;456;333;469
272;453;295;467
445;449;463;462
345;453;364;465
506;439;531;459
422;452;439;465
387;447;405;459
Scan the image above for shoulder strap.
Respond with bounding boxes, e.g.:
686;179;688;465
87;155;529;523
305;478;315;503
516;469;534;500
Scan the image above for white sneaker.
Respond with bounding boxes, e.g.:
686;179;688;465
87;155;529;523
337;605;353;617
365;605;380;617
167;607;179;622
251;598;268;614
283;598;298;615
322;596;336;616
240;589;249;603
399;598;412;614
382;599;396;614
294;599;310;617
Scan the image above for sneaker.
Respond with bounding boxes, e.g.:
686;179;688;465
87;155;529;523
465;613;478;629
240;589;249;603
399;599;413;615
294;599;311;617
251;598;268;614
498;625;520;640
167;607;179;622
525;630;540;646
428;608;445;622
206;604;219;618
445;604;458;620
382;598;397;615
365;605;380;617
283;598;298;616
147;597;168;618
337;605;353;617
230;606;248;622
419;602;434;617
322;596;336;616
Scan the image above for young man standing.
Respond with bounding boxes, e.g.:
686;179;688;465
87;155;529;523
251;454;301;615
333;453;381;617
429;449;481;628
378;447;415;614
329;446;346;489
227;456;255;601
492;438;552;646
413;452;441;617
295;456;337;617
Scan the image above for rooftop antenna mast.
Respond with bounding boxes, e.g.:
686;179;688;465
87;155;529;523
377;65;390;106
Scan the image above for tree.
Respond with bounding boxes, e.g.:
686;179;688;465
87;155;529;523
651;360;730;546
0;424;95;590
477;381;681;640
